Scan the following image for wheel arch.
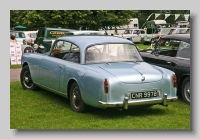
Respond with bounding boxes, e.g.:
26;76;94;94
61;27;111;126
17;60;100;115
22;62;29;68
67;79;77;99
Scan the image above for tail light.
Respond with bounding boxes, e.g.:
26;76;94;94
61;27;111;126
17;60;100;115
173;74;177;88
154;36;160;39
104;78;109;94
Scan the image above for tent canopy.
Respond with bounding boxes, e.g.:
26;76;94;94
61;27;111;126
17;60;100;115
13;25;26;29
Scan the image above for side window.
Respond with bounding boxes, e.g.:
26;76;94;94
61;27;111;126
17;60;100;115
140;31;145;34
134;24;138;28
51;40;72;59
176;41;190;59
68;44;80;63
158;38;180;57
124;30;131;34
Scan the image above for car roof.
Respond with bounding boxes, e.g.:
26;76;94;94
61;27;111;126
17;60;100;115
39;27;77;32
162;34;190;43
57;35;133;48
10;31;24;33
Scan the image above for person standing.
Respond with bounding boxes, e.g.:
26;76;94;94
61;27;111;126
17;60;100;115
143;26;147;34
113;28;119;35
10;34;17;43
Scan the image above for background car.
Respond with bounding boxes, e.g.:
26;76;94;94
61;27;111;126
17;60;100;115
142;28;172;45
119;29;146;43
150;27;190;46
23;31;38;45
20;35;178;113
140;34;190;104
10;31;26;44
35;27;78;52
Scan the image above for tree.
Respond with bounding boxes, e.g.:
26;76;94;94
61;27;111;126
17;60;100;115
10;10;138;30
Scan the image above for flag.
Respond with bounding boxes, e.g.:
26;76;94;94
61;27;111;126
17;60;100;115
184;14;190;21
155;14;160;19
175;14;180;20
164;14;170;20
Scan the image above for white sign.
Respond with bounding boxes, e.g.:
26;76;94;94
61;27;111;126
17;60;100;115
10;42;22;65
10;56;17;65
16;55;22;64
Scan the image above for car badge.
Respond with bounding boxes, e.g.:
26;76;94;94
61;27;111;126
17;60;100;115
141;75;145;81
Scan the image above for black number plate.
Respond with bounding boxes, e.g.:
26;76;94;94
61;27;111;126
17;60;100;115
131;91;159;99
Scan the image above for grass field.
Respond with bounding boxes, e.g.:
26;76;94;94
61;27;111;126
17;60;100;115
10;81;190;130
10;64;21;69
135;43;152;51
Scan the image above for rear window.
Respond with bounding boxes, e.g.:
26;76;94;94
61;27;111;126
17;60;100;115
46;30;73;38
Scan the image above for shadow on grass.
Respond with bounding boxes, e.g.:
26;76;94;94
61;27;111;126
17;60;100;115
34;88;169;118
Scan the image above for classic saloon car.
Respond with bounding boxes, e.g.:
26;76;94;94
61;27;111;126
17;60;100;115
120;29;146;43
20;35;178;113
140;34;190;104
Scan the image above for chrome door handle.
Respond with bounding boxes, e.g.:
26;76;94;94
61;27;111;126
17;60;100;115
58;65;63;68
166;61;171;64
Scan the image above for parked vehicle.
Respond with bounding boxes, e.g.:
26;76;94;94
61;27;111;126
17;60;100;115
35;28;106;52
23;31;38;45
120;29;146;43
151;28;190;46
140;34;190;104
142;27;171;45
20;35;178;113
101;18;139;35
142;20;171;45
168;28;190;35
176;21;189;27
35;27;77;52
10;31;26;44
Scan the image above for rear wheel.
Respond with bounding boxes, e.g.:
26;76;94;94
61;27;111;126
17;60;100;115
70;82;88;113
181;77;190;104
20;65;38;90
165;40;170;46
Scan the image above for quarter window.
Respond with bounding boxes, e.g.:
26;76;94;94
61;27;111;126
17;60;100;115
176;41;190;59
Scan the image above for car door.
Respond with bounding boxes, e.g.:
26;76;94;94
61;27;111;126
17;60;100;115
143;38;181;72
132;30;140;42
39;40;73;91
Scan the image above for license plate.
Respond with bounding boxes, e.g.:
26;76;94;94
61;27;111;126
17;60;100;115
131;91;159;99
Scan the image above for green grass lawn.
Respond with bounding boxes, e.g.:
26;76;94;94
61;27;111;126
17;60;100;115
10;64;21;69
10;81;190;130
135;43;152;51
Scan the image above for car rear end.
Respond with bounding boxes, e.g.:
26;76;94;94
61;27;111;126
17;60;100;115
97;63;177;109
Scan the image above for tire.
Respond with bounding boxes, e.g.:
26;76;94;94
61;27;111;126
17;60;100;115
181;77;190;104
20;65;38;90
70;82;88;113
165;41;170;46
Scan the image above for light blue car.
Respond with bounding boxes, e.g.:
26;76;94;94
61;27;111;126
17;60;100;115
20;35;178;113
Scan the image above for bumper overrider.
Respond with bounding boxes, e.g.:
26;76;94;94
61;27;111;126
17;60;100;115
98;93;178;110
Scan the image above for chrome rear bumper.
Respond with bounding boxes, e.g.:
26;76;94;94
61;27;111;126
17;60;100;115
98;94;178;109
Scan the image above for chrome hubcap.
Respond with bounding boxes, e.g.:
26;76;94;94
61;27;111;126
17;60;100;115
184;82;190;102
25;77;29;82
23;71;33;89
72;87;81;109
